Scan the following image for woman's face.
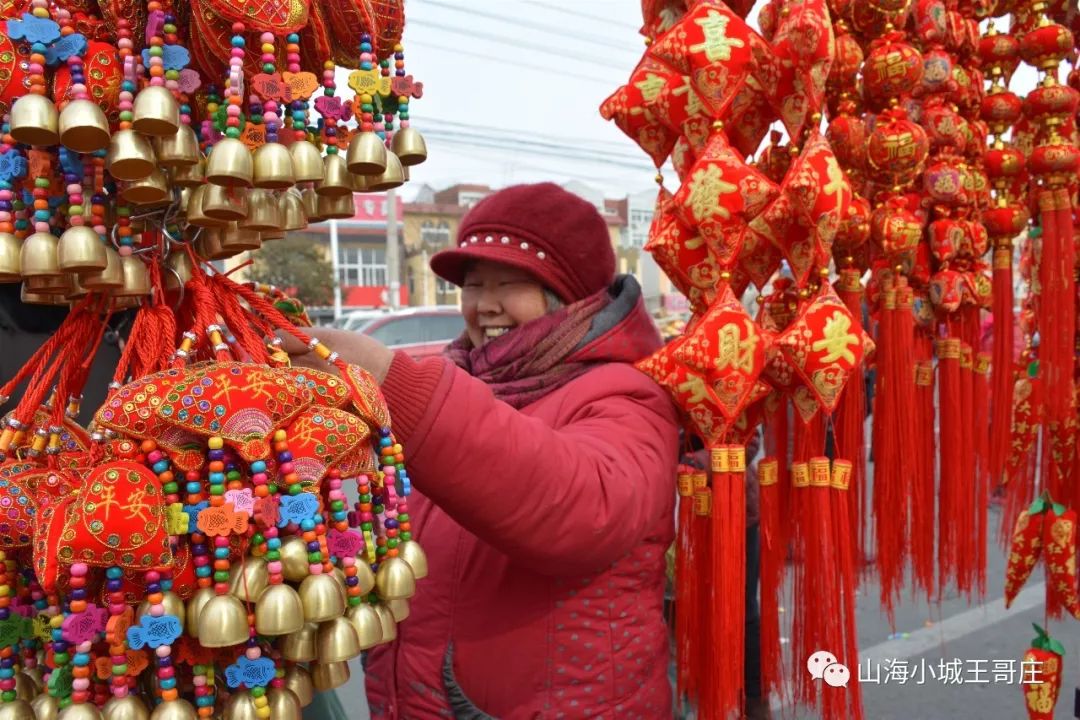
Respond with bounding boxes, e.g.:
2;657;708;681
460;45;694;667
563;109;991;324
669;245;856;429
461;260;549;347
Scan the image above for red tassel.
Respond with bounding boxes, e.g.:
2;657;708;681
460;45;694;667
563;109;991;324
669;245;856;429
990;238;1016;492
674;467;696;712
790;460;814;709
957;341;976;599
808;457;841;720
937;335;962;597
692;479;714;715
757;457;785;703
911;336;936;601
709;445;745;720
836;269;867;571
1051;188;1077;501
830;460;864;720
974;352;991;600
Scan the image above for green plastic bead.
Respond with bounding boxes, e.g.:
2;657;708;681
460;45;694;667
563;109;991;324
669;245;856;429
112;664;128;675
225;127;241;139
250;687;266;698
307;552;321;563
400;532;411;542
53;652;69;665
1;691;15;703
213;571;229;582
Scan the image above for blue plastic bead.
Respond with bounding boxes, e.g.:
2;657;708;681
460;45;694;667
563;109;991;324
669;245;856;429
153;460;169;474
186;482;201;494
231;37;244;48
106;567;123;579
160;678;177;690
300;519;315;531
267;538;280;550
74;653;90;665
250;460;266;473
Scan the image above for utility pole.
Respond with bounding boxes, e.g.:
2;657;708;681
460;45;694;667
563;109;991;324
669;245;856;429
385;187;400;309
329;218;342;321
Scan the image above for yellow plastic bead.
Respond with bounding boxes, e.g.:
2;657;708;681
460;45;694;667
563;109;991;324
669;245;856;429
261;44;274;53
255;707;271;719
274;429;287;442
208;437;224;450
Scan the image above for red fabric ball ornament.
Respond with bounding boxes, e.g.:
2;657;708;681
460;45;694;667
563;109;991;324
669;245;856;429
1019;21;1075;71
866;109;929;186
863;36;923;104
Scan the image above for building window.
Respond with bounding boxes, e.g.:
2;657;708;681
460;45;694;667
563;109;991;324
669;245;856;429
420;220;451;249
339;246;386;286
458;192;487;208
436;276;458;299
628;208;653;248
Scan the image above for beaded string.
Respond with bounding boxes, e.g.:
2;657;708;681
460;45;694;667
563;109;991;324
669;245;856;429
0;121;19;253
285;34;305;143
17;569;39;687
376;430;411;563
356;34;376;136
103;566;129;701
207;436;231;597
378;55;393;142
67;563;92;706
352;472;377;567
321;61;339;155
143;569;179;703
47;589;71;708
260;33;280;146
223;23;246;142
185;461;215;720
393;43;410;137
202;85;221;150
0;551;15;706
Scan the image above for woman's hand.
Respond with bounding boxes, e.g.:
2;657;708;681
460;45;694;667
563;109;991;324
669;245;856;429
277;326;396;383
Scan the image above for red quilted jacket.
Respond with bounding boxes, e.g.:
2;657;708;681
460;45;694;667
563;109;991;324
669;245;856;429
366;296;679;719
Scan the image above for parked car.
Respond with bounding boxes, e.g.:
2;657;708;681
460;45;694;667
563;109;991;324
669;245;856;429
330;309;392;332
354;306;464;359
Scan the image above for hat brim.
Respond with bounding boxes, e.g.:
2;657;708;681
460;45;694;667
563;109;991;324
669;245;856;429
430;243;552;292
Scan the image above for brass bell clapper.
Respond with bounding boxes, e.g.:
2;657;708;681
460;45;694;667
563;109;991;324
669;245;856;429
0;1;428;717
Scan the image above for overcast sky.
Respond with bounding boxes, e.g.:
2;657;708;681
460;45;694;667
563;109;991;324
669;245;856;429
335;0;658;200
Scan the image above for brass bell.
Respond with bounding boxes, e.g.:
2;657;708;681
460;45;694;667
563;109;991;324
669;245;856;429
196;230;229;261
280;622;318;662
402;165;410;182
253;142;295;189
254;582;305;636
346;132;387;175
196;593;250;647
300;188;324;223
279;191;307;232
22;667;42;691
261;229;285;242
281;536;310;582
17;670;39;696
114;256;150;298
64;273;89;300
121;170;170;205
153;124;199;168
32;693;59;720
137;591;185;622
346;603;382;650
10;94;59;147
367;151;405;192
24;274;70;294
222;691;259;720
354;561;376;595
375;556;416;600
310;661;350;692
0;699;35;720
316;154;352;197
59;99;111;153
56;703;102;720
374;603;397;643
132;86;180;137
317;192;355;220
289;141;324;183
267;688;302;720
171;158;205;188
166;251;194;292
81;246;123;290
391;126;428;167
219;223;262;253
205;138;253;187
229;555;270;602
387;598;410;622
18;232;60;278
283;665;315;707
101;696;150;720
316;616;361;663
0;233;23;282
201;184;248;222
185;586;215;639
147;700;197;720
398;540;428;579
241;189;283;231
185;186;226;228
298;572;346;623
107;129;157;181
349;170;370;192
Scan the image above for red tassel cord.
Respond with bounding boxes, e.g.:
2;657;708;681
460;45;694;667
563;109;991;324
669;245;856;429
990;238;1016;495
807;456;841;720
756;457;785;704
835;269;867;571
974;352;991;600
830;459;864;720
957;341;976;599
789;460;813;710
1051;188;1077;502
691;477;714;718
937;335;962;599
708;445;745;720
674;467;696;712
912;333;937;601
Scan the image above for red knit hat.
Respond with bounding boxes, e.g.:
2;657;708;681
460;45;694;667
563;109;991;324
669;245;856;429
430;183;617;303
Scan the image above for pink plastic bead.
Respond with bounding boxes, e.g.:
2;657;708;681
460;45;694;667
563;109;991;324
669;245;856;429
155;646;171;658
245;647;261;660
118;246;133;257
72;679;90;692
266;561;282;575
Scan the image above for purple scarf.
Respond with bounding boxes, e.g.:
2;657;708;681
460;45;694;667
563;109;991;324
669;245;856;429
444;276;662;408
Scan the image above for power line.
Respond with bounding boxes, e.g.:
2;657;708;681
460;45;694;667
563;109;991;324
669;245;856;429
413;40;615;84
520;0;642;32
407;18;628;70
420;130;652;170
420;127;647;164
416;0;642;55
418;116;634;151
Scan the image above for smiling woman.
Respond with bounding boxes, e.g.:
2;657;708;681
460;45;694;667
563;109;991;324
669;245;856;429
284;182;679;719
